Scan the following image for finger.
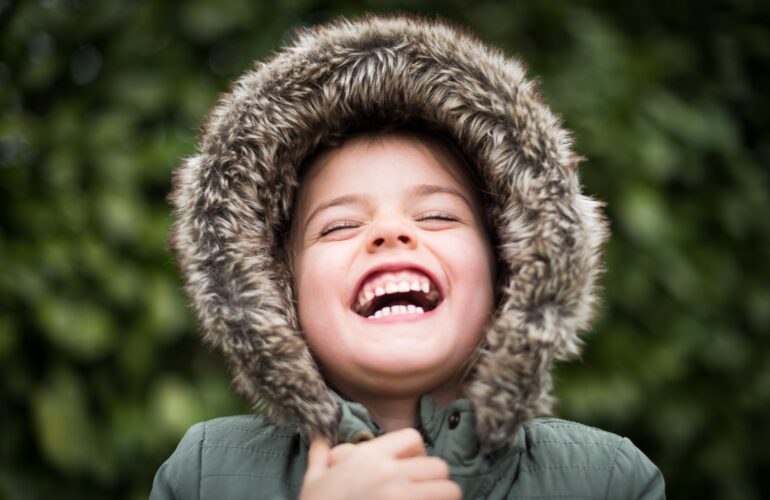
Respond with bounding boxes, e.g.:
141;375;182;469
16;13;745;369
397;456;450;481
402;480;463;500
303;436;331;483
365;427;426;459
329;443;357;465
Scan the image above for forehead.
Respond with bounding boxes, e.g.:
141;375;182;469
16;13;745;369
296;132;479;211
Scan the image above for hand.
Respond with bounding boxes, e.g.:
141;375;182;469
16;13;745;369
298;428;461;500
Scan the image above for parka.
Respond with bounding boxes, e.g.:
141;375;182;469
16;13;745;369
151;12;665;500
151;395;663;499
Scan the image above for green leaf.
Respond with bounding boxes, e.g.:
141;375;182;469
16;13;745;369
36;297;116;360
31;369;95;473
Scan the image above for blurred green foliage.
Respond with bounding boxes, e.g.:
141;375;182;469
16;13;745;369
1;0;768;498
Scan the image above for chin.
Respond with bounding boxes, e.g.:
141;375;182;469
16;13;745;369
349;352;462;390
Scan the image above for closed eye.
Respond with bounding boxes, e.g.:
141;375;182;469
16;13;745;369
319;221;361;237
415;211;459;222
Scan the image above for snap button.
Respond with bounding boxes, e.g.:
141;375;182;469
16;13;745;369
448;411;460;430
350;431;375;443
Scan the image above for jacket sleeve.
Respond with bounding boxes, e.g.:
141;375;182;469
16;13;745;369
605;437;666;500
150;422;205;500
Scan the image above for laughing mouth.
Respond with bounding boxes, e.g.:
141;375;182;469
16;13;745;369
352;269;443;319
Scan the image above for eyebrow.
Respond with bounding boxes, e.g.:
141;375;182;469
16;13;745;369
303;193;367;229
302;183;473;229
407;184;472;208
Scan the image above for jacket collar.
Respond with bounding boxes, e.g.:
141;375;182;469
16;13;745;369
320;392;530;496
327;392;530;485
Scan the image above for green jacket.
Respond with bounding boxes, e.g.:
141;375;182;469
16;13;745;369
151;396;664;500
158;12;665;500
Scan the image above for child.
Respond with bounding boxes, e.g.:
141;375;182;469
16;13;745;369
151;13;665;500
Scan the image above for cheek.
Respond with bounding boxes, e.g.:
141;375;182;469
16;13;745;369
295;267;334;364
451;238;496;347
294;247;351;341
443;232;495;299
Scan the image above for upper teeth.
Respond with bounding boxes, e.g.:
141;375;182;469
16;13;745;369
354;270;440;316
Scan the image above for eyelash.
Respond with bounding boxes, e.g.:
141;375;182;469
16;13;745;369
319;221;361;237
416;211;458;223
319;212;458;237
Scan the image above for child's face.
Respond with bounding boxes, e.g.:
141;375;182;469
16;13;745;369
291;133;495;400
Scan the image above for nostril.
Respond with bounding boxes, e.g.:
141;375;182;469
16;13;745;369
367;222;417;251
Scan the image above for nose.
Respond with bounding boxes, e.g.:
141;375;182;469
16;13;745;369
366;216;418;252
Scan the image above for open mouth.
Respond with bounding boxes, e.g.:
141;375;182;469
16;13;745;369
352;268;443;319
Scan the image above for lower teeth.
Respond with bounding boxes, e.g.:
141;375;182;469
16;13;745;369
369;305;425;319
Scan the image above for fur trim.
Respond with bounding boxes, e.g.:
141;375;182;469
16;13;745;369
169;13;609;451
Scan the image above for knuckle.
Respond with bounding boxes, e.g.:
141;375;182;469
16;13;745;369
446;481;462;499
402;427;423;442
434;458;450;478
421;457;449;477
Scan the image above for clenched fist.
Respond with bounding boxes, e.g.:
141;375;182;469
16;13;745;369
299;428;462;500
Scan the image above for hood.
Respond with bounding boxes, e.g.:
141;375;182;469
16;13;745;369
169;13;609;452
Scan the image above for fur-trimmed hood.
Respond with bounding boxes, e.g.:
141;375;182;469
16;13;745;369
169;13;609;452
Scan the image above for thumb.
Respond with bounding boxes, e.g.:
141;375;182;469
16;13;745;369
304;436;331;483
329;443;357;465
